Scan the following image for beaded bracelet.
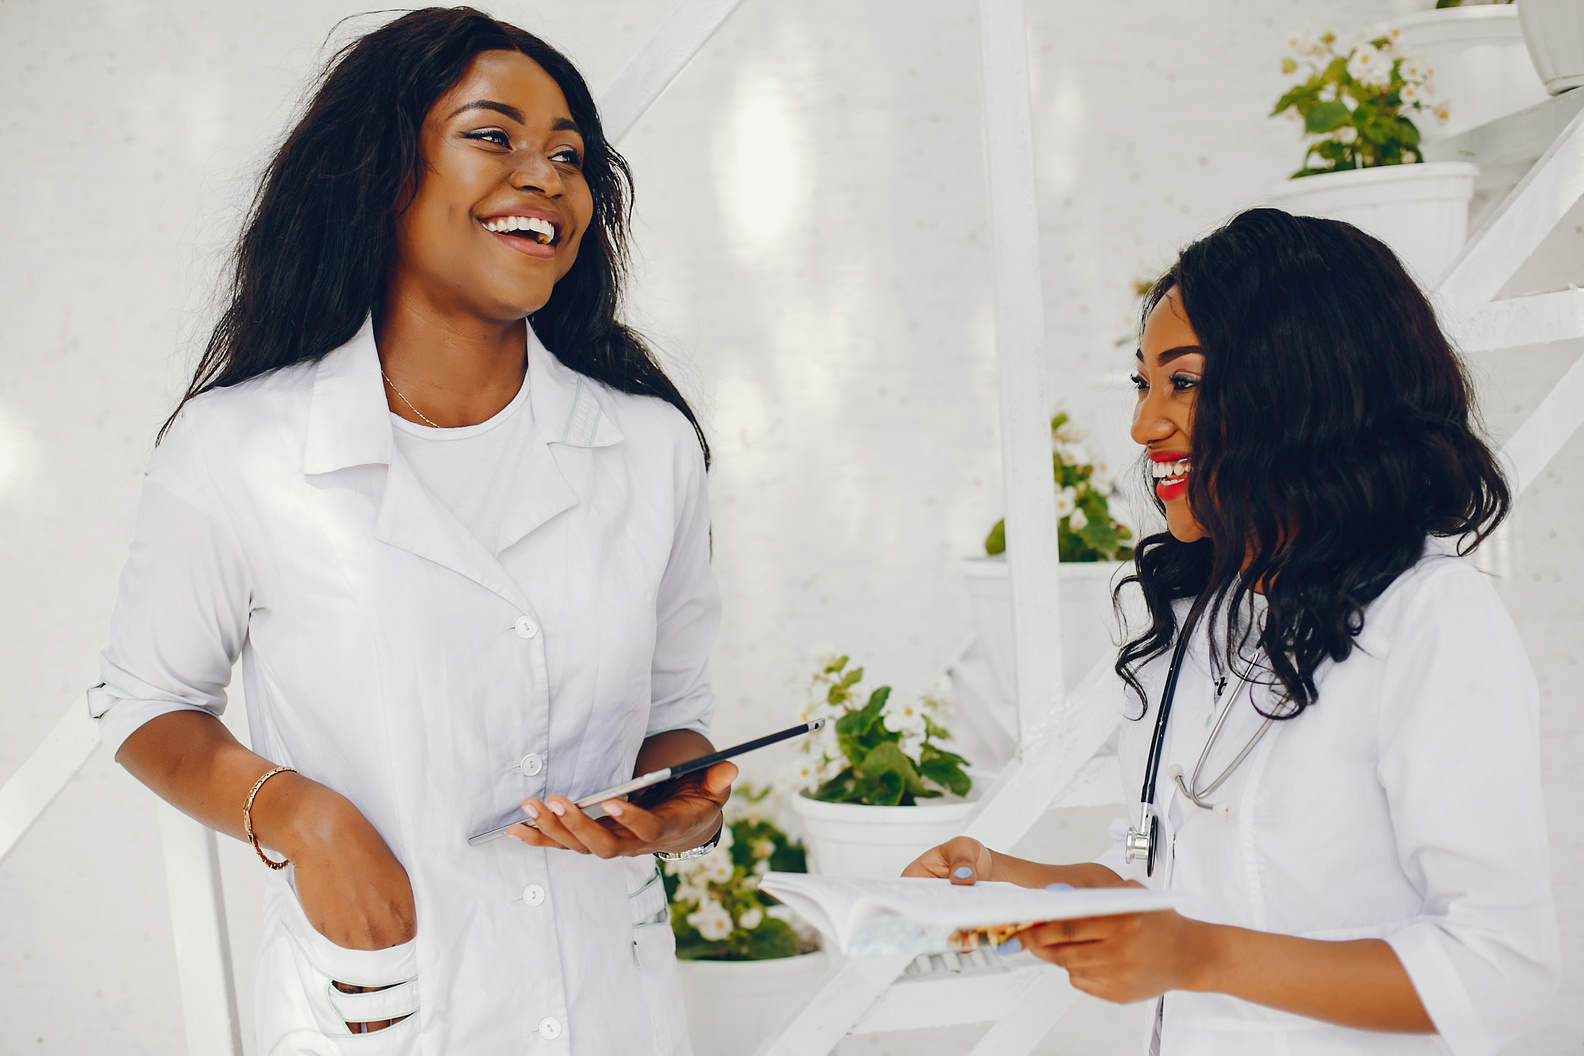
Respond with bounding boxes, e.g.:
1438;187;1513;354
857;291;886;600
243;766;298;870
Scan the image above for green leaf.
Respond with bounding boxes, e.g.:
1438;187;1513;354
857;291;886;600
984;519;1006;556
856;740;929;797
1304;100;1351;134
918;754;973;797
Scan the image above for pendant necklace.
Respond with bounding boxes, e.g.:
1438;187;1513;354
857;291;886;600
382;370;440;428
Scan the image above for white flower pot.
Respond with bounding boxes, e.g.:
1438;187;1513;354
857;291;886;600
791;795;978;878
1392;6;1549;140
677;950;830;1056
1519;0;1584;95
960;557;1127;703
1264;162;1478;284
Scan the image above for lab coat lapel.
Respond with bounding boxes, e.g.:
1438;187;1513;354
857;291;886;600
302;318;536;612
493;329;623;554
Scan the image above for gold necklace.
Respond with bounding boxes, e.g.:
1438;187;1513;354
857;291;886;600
381;370;440;428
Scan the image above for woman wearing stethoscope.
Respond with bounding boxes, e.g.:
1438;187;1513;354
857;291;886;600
93;10;732;1054
908;209;1558;1053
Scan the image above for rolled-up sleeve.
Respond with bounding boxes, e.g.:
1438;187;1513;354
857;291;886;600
644;432;720;739
96;409;251;759
1377;565;1559;1055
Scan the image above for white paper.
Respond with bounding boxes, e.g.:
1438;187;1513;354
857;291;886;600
760;873;1178;956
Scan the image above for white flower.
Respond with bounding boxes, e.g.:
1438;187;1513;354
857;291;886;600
1346;44;1391;88
1435;102;1451;123
687;898;734;941
1054;486;1078;518
738;907;764;930
1400;83;1421;104
1336;125;1358;144
1400;54;1430;84
883;696;929;740
751;837;775;859
900;731;926;759
672;879;709;906
697;845;735;884
1068;506;1089;531
927;673;953;698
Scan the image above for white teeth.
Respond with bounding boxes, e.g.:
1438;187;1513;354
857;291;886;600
1151;459;1191;481
483;216;558;244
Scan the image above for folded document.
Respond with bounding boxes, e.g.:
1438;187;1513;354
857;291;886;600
759;872;1177;957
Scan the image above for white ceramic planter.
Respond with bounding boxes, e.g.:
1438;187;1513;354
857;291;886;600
791;794;977;878
960;557;1127;703
677;950;830;1056
1519;0;1584;95
1264;162;1477;284
1392;6;1548;140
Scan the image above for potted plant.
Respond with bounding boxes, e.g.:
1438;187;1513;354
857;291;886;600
1395;2;1548;139
1264;26;1478;283
1515;0;1584;96
665;787;829;1056
962;413;1134;702
788;656;978;878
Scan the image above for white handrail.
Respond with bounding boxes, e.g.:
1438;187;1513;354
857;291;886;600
0;696;99;865
598;0;748;145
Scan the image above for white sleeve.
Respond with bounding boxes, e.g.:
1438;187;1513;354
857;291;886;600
644;432;720;739
1377;564;1559;1055
95;408;252;759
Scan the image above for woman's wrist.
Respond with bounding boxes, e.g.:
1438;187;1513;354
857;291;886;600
250;772;347;860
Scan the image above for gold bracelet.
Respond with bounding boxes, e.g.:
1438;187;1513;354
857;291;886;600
243;766;298;870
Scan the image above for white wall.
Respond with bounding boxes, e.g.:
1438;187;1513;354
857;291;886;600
2;1;1580;1052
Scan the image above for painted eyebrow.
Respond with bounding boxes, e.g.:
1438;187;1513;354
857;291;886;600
445;100;582;136
1135;345;1203;364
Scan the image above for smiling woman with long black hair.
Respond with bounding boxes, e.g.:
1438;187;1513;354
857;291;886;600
92;9;732;1054
908;208;1559;1053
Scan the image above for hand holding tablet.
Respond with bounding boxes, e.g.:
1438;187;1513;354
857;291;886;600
468;719;826;846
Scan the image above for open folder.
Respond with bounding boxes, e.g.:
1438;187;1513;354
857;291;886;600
758;872;1178;957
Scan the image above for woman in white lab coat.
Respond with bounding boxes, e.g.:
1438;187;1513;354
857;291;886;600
907;208;1559;1053
95;9;731;1054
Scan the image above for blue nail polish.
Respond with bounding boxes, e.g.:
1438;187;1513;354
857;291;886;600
953;867;974;879
1045;882;1074;891
995;938;1022;956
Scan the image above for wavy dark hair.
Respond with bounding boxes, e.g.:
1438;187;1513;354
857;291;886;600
1115;207;1509;717
161;7;707;465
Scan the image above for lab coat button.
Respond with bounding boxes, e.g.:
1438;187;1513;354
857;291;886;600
514;615;539;639
538;1016;562;1039
522;883;546;907
519;753;544;776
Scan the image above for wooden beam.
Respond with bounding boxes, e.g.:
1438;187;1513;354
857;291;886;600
1501;348;1584;496
158;805;244;1056
1436;105;1584;311
0;697;100;865
1457;287;1584;354
597;0;748;145
979;0;1066;740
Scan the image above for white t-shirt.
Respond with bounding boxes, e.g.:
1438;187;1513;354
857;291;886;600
389;374;532;554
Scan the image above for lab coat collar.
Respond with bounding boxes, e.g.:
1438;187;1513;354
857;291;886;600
300;318;618;612
302;318;624;474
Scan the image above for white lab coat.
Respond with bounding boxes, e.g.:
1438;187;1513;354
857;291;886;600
1097;539;1558;1055
94;319;718;1055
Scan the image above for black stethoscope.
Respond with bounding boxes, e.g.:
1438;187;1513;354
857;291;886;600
1123;614;1276;877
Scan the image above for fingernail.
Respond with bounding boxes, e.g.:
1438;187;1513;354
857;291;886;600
605;801;624;817
1045;882;1074;891
952;867;974;879
996;938;1022;956
505;832;522;842
523;803;539;820
548;801;565;816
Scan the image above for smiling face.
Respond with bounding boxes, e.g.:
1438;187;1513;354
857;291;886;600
389;49;595;323
1131;286;1207;543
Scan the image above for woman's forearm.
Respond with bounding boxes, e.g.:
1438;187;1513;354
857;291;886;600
989;849;1122;889
115;709;339;857
1191;922;1433;1033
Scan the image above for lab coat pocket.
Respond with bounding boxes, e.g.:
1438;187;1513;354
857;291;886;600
626;860;691;1055
257;885;421;1056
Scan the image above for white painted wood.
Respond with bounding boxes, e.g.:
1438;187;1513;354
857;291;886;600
1436;104;1584;309
157;802;243;1056
965;968;1079;1055
752;955;915;1056
850;962;1060;1033
1501;348;1584;496
979;0;1066;741
0;697;100;865
597;0;748;145
1458;287;1584;353
1050;752;1124;809
967;655;1123;850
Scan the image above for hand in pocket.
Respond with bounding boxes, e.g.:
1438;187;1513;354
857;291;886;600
285;787;416;951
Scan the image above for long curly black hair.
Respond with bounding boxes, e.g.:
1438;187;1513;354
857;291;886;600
1115;208;1508;717
162;7;707;465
